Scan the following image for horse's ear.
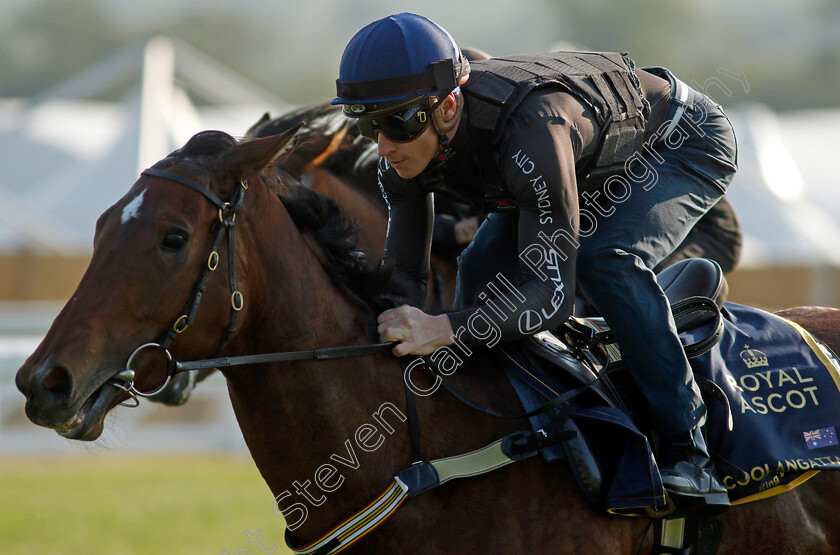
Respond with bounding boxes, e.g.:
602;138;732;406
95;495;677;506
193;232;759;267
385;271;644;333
223;123;304;181
244;111;272;138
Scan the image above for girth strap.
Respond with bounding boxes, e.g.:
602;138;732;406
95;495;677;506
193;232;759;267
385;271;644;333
403;366;424;464
284;352;583;555
285;431;567;555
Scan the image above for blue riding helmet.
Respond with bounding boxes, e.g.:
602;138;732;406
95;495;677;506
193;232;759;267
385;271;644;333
332;13;470;116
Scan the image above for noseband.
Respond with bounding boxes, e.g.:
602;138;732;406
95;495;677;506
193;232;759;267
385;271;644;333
110;168;248;406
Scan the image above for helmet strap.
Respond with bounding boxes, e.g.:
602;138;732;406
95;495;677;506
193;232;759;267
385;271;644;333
431;92;462;163
436;133;452;162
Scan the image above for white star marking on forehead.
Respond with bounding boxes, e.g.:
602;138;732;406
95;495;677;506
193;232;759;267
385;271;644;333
121;189;146;224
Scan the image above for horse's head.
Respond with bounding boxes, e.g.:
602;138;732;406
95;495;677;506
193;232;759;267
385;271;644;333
15;127;300;440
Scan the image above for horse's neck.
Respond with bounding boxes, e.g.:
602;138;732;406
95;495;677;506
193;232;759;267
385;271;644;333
226;198;407;539
242;186;372;348
235;184;381;365
308;168;387;260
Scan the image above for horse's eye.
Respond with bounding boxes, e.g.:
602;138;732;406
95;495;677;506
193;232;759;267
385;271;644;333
161;230;188;252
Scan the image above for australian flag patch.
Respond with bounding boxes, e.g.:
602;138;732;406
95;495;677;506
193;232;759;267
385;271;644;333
804;426;839;450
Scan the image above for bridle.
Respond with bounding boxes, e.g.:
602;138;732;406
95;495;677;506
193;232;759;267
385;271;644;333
108;166;396;407
109;167;248;406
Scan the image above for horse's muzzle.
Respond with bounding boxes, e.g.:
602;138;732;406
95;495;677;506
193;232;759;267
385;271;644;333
16;360;123;440
17;361;76;425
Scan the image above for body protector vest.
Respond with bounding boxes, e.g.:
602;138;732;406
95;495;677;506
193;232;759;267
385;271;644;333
460;51;650;211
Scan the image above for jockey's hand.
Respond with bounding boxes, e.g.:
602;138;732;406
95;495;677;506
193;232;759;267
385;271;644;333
377;305;454;357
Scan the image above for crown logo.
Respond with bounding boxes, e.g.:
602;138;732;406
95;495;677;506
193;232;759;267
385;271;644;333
740;346;769;368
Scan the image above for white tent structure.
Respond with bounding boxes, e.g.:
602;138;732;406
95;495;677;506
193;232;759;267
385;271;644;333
0;36;290;255
713;103;840;308
725;103;840;268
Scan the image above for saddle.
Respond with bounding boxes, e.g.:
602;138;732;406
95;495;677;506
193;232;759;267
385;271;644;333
497;258;728;514
497;257;840;518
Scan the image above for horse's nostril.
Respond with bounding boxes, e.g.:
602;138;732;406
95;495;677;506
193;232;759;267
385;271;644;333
41;366;72;397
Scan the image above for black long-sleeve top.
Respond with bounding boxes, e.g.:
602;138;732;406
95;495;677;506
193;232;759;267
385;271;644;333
378;70;672;347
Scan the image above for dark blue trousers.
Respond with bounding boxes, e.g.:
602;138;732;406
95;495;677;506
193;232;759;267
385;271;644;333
455;69;738;438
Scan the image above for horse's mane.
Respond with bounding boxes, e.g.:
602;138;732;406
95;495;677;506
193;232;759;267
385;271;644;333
280;185;397;312
173;130;397;313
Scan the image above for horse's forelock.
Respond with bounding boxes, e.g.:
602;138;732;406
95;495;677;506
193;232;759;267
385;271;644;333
148;131;241;187
174;131;239;158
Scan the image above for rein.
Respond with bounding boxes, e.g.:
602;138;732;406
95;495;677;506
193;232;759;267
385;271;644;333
170;342;397;371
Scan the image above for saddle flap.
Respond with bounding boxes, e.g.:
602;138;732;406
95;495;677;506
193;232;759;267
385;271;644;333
522;331;620;408
496;341;666;514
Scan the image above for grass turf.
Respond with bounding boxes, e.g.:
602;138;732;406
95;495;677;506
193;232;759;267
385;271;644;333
0;455;293;555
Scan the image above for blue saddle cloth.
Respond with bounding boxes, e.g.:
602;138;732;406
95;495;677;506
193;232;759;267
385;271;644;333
500;301;840;513
688;302;840;503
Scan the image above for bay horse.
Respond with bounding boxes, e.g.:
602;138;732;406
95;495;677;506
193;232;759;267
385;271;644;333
16;129;840;553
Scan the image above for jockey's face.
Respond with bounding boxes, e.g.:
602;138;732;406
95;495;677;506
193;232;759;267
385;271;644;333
376;123;439;179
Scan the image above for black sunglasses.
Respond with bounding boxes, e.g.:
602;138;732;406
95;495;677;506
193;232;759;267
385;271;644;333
355;104;432;143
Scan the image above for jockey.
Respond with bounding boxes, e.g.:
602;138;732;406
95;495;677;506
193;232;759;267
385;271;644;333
332;13;737;511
